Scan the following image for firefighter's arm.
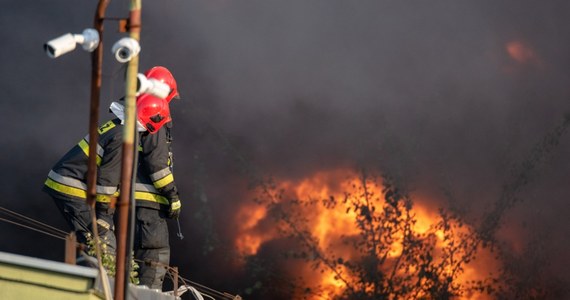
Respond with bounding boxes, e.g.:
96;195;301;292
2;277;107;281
141;128;182;218
96;130;123;206
94;127;123;231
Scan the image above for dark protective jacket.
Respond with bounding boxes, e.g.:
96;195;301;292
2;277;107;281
43;118;123;204
134;123;180;211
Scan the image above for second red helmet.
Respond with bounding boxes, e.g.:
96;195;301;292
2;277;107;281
137;93;172;134
144;66;179;103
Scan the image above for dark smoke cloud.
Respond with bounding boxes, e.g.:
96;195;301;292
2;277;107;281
1;0;569;297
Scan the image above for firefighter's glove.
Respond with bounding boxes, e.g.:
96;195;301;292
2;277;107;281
169;199;181;219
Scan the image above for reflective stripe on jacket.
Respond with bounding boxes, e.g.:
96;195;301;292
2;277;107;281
135;123;180;211
43;119;123;203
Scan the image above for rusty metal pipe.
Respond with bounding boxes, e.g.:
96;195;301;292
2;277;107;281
86;1;113;300
86;1;109;208
114;1;141;299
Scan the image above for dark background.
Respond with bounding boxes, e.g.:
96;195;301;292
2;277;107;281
1;0;569;298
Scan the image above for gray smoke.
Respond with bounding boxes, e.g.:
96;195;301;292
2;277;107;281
1;0;569;296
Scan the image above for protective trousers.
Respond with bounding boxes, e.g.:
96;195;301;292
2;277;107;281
134;207;170;290
51;196;116;255
52;197;92;246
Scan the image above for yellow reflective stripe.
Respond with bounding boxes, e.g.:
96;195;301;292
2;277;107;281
78;139;102;166
153;174;174;189
96;195;110;203
96;192;119;203
45;178;118;203
98;120;116;135
138;145;143;152
134;191;169;205
171;201;181;210
45;178;86;199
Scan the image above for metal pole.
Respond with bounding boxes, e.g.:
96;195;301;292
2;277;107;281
86;1;109;208
114;1;141;299
87;1;113;300
64;232;77;265
173;267;179;297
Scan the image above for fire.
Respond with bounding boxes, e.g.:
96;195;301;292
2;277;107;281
235;203;269;255
234;168;499;298
290;170;361;247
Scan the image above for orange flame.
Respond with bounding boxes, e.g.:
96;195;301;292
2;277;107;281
235;203;269;255
234;168;499;298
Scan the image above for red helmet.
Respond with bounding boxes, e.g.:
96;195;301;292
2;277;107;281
137;94;172;134
144;66;179;102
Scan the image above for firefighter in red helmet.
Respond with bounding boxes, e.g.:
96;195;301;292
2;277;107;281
44;95;172;258
132;66;184;290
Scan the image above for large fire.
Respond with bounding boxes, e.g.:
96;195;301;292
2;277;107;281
234;168;499;299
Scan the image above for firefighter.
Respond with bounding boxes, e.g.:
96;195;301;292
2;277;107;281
131;66;183;290
44;94;172;256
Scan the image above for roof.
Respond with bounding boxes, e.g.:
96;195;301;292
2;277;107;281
0;251;176;300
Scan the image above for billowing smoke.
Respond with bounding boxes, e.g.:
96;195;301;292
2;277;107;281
1;0;569;298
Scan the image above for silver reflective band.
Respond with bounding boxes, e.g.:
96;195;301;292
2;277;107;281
96;185;118;195
149;167;171;181
135;183;159;193
84;134;105;157
96;219;111;230
48;170;87;190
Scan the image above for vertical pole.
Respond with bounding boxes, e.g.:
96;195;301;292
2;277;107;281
64;232;77;265
173;266;179;297
88;1;114;300
115;1;141;299
86;1;109;208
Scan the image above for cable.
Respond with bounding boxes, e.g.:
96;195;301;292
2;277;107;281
0;206;85;252
175;272;236;300
0;206;68;236
133;258;238;300
188;285;205;300
103;63;128;105
0;204;237;299
199;291;216;300
0;217;67;241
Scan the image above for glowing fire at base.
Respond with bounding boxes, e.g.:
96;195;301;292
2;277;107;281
234;168;499;299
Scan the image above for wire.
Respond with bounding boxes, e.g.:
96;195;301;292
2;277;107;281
103;63;128;107
172;270;222;299
188;285;205;300
0;206;238;299
0;206;68;236
0;217;67;241
175;272;237;300
133;258;238;300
